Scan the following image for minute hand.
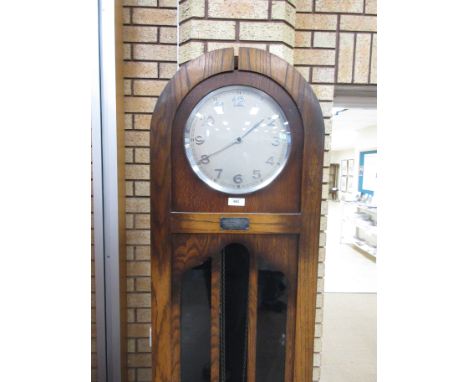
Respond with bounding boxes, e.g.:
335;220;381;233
239;118;265;140
198;118;265;164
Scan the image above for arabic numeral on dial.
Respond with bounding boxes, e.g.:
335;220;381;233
232;95;245;107
272;136;280;146
266;156;275;165
233;174;243;184
214;168;223;179
252;170;261;179
194;135;205;145
199;155;210;164
206;116;215;126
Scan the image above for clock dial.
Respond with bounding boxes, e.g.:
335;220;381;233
184;85;292;194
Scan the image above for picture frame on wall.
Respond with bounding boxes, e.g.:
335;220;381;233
340;175;347;192
348;159;354;175
340;159;348;175
347;176;354;192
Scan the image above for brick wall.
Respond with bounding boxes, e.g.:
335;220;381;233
122;1;178;381
295;4;333;379
114;1;377;381
296;0;377;84
295;0;376;85
179;0;296;64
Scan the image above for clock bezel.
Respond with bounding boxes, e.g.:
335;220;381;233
183;84;292;195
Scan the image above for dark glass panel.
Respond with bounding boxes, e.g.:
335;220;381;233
181;258;212;382
256;257;288;381
221;244;250;382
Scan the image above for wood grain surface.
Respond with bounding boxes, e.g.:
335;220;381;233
170;212;302;234
150;49;234;382
150;47;324;382
238;47;325;381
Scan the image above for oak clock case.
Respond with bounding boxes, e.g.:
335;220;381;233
150;48;324;382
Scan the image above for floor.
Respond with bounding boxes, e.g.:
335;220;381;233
321;200;377;382
321;293;377;382
324;201;376;293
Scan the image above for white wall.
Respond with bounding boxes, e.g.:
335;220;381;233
330;124;377;198
355;125;377;152
330;149;355;164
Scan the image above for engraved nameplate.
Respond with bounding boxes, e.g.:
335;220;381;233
220;217;250;231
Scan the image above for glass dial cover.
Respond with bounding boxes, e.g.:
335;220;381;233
184;85;292;195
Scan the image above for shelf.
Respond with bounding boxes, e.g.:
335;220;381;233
340;201;377;257
355;219;377;232
352;239;377;258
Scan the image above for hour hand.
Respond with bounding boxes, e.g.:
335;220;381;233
197;138;240;164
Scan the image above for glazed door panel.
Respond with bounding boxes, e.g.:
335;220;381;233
171;235;298;382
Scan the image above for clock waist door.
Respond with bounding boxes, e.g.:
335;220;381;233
172;234;298;382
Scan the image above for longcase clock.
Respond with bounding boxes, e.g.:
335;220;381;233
150;48;324;382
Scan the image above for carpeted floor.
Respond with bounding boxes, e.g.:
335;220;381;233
320;293;377;382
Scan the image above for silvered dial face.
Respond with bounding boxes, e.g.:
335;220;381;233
184;85;292;194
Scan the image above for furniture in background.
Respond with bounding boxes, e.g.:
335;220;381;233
329;163;339;200
340;200;377;259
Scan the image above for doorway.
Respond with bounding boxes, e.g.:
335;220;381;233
321;88;377;382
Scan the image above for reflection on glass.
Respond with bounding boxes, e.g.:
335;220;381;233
256;257;288;381
220;244;250;382
181;259;212;382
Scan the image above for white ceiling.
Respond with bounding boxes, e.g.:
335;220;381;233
330;107;377;151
